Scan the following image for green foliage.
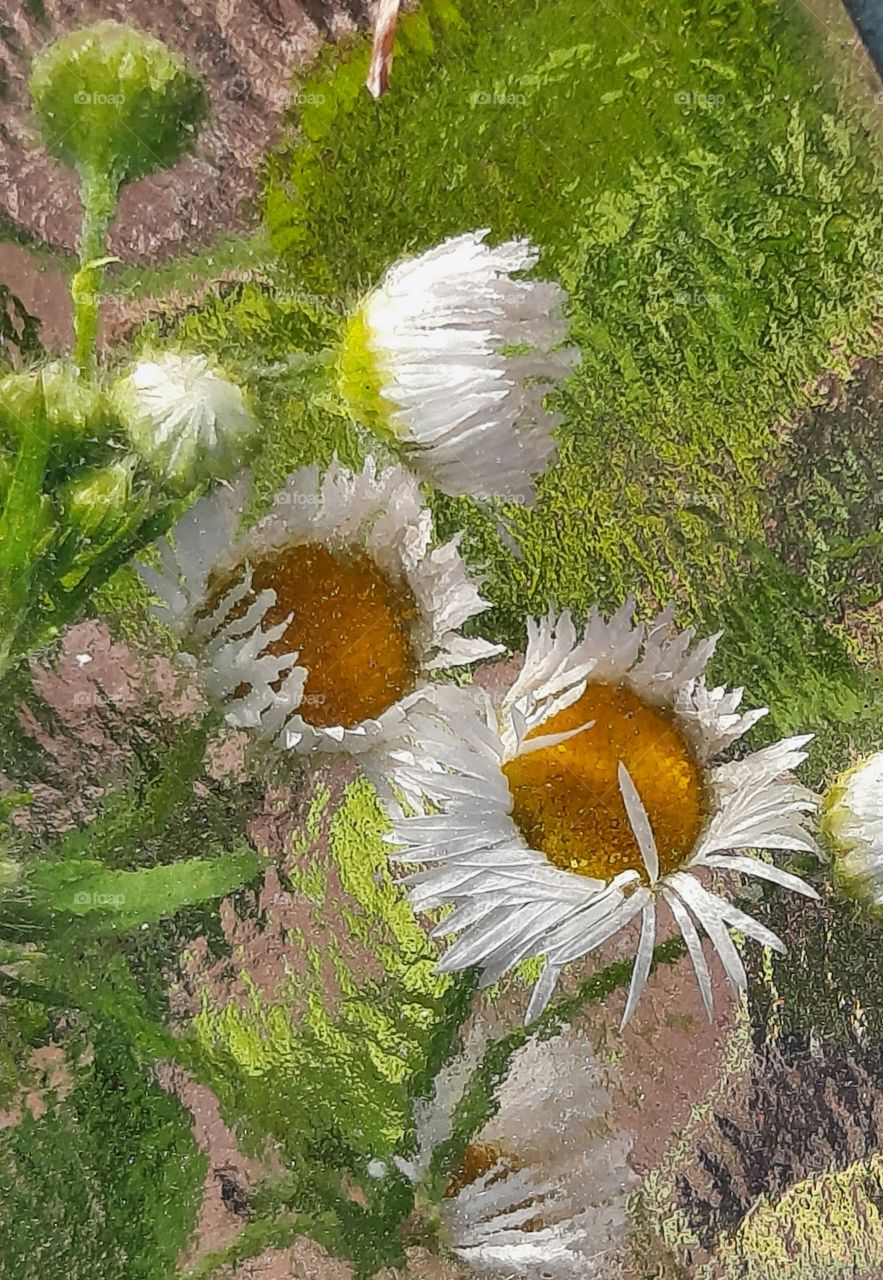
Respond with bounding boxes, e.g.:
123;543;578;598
765;362;883;620
0;1025;205;1280
28;846;263;931
0;365;198;674
29;22;206;195
0;362;113;450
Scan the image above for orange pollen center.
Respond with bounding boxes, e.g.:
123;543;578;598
205;541;420;729
502;683;705;882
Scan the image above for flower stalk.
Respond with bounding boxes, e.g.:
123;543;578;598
72;169;119;374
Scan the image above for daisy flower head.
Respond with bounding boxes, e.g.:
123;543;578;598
390;1025;636;1277
137;458;502;755
385;601;820;1025
114;350;258;492
822;752;883;913
339;230;579;503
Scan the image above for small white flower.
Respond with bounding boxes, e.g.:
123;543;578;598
340;230;579;503
823;752;883;912
383;601;820;1025
398;1025;636;1277
138;458;502;756
114;350;258;491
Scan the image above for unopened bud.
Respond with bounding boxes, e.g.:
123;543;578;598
60;458;134;543
0;363;112;446
113;351;258;493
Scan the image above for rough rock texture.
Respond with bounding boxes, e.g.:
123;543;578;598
0;0;377;261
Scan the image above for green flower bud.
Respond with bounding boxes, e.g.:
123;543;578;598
60;459;134;544
0;363;113;447
30;22;207;192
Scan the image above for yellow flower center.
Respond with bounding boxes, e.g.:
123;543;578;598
503;683;705;882
205;541;419;728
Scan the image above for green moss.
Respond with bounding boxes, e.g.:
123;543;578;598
704;1157;883;1280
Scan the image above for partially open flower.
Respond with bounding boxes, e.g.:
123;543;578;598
339;230;578;502
822;752;883;913
138;459;502;754
394;1025;636;1276
384;602;820;1025
114;351;258;493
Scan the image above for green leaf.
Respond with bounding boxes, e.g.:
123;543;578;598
29;847;263;928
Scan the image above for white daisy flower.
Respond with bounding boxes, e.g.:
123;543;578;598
384;602;820;1025
822;752;883;912
393;1025;636;1277
137;458;503;755
114;350;258;491
339;230;579;503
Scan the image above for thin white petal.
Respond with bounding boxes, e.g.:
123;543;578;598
661;886;714;1019
621;900;656;1028
617;761;659;884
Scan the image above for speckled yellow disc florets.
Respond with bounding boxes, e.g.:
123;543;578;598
205;541;420;731
505;683;705;882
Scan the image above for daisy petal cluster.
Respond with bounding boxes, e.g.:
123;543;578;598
340;230;579;502
823;752;883;912
138;458;502;756
384;602;819;1025
392;1025;636;1277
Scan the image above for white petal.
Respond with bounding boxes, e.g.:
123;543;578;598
621;900;656;1028
617;761;659;884
661;886;714;1019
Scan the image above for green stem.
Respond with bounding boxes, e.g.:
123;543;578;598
73;170;118;374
